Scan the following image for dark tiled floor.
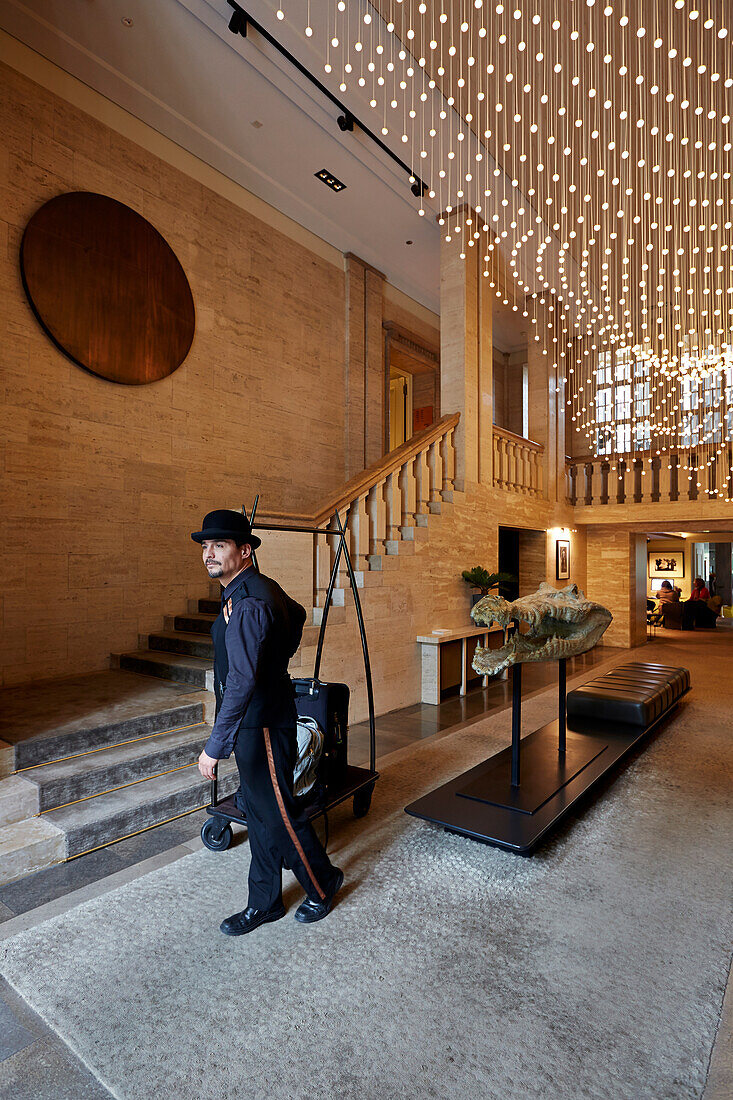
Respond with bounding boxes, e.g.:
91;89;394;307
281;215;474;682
0;977;113;1099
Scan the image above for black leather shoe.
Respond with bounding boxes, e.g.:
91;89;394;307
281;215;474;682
294;868;344;924
219;904;286;936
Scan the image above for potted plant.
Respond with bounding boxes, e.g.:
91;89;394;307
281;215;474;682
461;567;516;607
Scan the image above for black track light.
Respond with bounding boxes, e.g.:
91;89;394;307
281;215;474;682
411;180;427;198
337;114;354;133
228;9;247;36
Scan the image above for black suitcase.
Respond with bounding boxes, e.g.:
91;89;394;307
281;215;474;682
293;678;349;793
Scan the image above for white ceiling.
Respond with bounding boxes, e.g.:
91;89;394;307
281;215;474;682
1;0;537;350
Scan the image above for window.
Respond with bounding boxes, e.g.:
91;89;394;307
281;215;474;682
593;347;651;456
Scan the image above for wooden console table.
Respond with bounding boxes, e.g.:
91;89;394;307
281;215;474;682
416;625;508;705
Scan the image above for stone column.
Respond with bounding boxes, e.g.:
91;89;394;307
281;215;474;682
440;231;493;491
527;313;560;503
585;525;647;647
344;254;385;478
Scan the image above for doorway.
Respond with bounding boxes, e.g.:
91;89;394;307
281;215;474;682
389;366;413;451
498;527;520;600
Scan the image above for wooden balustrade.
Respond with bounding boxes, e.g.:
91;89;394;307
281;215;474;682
566;446;733;507
492;424;544;497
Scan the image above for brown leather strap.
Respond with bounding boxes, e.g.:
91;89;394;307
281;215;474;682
263;727;326;900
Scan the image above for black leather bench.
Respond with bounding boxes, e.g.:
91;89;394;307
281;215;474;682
567;661;690;727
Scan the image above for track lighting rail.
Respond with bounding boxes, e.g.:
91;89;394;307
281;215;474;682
226;1;426;198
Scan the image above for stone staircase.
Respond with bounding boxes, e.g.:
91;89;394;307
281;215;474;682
0;675;238;885
0;413;462;886
115;594;326;687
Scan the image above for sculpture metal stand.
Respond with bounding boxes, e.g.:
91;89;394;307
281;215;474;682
405;584;616;852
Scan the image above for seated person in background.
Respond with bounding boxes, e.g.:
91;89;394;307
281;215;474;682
658;579;679;603
689;577;710;600
657;580;683;628
682;578;717;629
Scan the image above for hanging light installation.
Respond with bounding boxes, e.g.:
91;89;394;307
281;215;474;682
273;0;733;497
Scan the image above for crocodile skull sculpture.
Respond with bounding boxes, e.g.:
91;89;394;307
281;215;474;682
471;582;613;675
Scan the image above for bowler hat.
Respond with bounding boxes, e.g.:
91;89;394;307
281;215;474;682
191;509;261;549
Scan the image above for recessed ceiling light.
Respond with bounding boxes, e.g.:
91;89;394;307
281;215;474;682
121;17;134;27
315;169;346;192
251;120;263;129
406;240;413;246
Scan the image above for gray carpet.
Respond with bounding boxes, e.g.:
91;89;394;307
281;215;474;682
1;639;732;1100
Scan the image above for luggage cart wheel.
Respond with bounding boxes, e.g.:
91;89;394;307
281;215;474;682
201;818;233;851
353;784;374;819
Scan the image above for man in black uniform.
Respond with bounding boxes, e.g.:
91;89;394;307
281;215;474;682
192;509;343;936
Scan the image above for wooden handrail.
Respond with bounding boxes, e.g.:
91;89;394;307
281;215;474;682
258;412;461;528
492;423;544;451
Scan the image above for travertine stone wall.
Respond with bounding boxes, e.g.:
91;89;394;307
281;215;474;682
344;254;386;476
518;529;547;596
0;61;430;686
440;239;494;489
585;526;647;648
311;481;566;721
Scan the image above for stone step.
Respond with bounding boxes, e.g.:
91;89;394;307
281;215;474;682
23;724;212;812
43;759;239;858
384;539;415;556
174;612;216;634
400;524;430;542
301;624;321;648
366;554;401;571
0;817;65;887
149;630;214;659
198;597;220;614
117;650;213;691
311;604;347;627
12;698;204;771
0;775;39;828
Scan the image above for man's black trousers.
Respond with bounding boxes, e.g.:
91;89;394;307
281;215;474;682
234;724;338;911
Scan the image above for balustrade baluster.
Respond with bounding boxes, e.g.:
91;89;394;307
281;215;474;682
367;482;387;555
427;439;443;512
507;440;518;490
384;470;403;544
440;429;455;498
520;445;530;494
649;456;661;503
658;455;672;503
568;464;577;505
583;462;594;505
349;494;371;569
313;516;336;608
623;459;636;503
399;459;417;535
686;454;699;500
414;447;431;526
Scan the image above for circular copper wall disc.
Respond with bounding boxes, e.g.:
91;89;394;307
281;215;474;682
20;192;195;385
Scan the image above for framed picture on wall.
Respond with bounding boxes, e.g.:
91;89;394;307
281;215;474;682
648;552;684;579
556;540;570;580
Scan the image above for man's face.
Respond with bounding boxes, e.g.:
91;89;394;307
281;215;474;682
201;539;251;584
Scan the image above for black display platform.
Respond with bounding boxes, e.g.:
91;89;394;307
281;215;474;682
456;729;608;815
405;710;678;853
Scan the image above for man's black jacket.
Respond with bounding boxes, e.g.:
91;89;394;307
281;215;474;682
204;567;306;759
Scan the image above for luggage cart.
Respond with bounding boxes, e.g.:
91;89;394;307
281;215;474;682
200;500;378;852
